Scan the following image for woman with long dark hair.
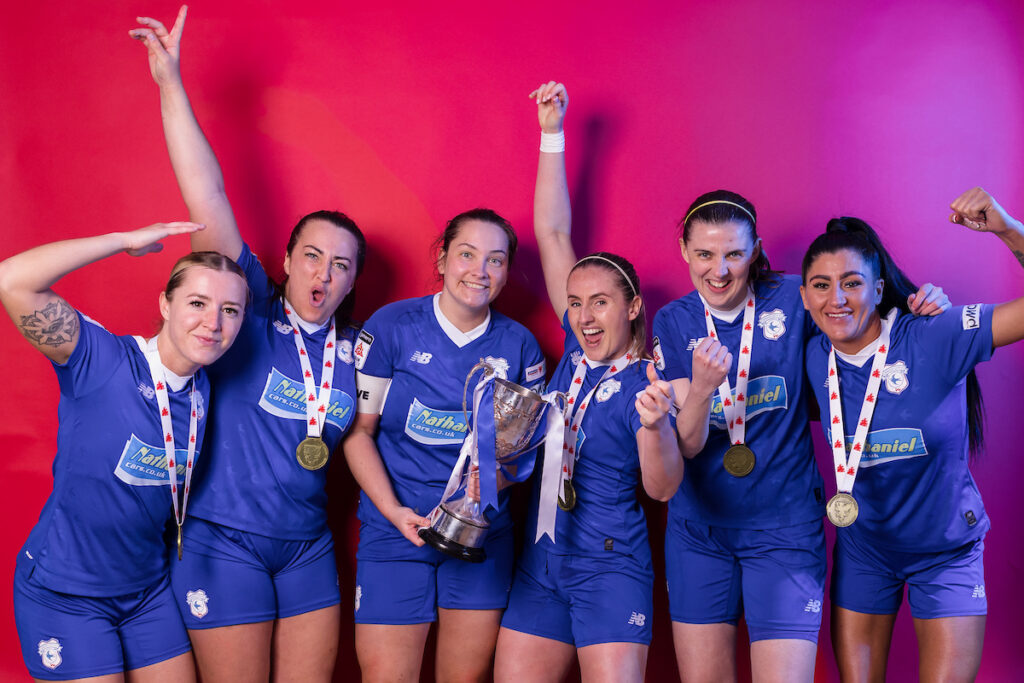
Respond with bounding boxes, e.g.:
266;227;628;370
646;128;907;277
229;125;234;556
800;186;1021;681
132;9;365;680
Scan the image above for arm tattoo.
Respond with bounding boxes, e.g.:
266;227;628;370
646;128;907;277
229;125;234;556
19;298;79;348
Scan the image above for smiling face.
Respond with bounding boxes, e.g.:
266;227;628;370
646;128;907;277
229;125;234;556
681;219;761;310
436;218;511;320
158;267;248;376
567;265;641;363
283;218;361;326
800;248;885;354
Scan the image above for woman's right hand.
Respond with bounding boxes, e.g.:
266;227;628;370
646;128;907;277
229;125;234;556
120;221;204;256
386;506;432;547
129;5;187;87
529;81;568;133
690;337;733;398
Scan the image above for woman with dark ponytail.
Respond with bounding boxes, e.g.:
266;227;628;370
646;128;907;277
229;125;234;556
653;194;948;681
800;187;1023;681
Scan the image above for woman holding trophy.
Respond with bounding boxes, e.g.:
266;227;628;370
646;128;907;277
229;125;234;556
343;207;545;682
801;188;1023;682
494;82;684;681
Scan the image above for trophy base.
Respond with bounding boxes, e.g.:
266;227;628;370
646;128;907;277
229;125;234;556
418;526;486;563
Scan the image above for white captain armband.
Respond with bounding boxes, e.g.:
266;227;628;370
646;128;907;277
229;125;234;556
355;371;391;415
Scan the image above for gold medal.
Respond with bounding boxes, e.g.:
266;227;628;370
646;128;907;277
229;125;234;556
177;524;183;561
826;492;859;527
296;437;330;470
723;444;755;477
557;479;576;511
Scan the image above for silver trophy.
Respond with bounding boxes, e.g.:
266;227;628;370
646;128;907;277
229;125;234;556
418;362;552;563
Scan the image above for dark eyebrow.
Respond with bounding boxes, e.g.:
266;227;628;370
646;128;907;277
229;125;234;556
304;244;351;263
456;241;507;256
840;271;866;279
185;292;245;308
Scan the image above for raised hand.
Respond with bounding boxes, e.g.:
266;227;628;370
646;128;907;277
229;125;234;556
129;5;187;86
121;221;204;256
529;81;568;133
950;186;1020;235
690;337;732;398
636;361;677;429
907;283;950;316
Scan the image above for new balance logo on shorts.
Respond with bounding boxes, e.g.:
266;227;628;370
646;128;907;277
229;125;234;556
972;584;986;599
626;611;646;626
804;599;822;613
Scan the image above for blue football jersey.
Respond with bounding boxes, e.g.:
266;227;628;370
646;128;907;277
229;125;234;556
807;305;994;552
527;315;667;568
355;295;545;530
653;275;824;528
20;313;210;597
187;244;357;539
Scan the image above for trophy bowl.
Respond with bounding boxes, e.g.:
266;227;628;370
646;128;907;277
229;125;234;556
418;371;549;562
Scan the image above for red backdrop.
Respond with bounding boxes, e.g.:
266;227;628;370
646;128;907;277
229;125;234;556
2;1;1023;680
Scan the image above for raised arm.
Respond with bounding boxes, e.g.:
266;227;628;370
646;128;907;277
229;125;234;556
0;223;202;363
530;81;574;320
130;6;243;260
950;186;1024;348
671;338;733;458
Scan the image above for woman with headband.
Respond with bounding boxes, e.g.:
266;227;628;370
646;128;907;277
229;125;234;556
132;9;365;680
652;192;947;681
801;187;1020;681
494;81;683;682
4;223;248;681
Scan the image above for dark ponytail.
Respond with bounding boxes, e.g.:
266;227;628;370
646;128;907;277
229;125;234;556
801;217;986;457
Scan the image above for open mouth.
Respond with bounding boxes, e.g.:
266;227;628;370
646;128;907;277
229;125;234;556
311;287;326;306
462;280;488;291
706;278;730;293
581;327;604;347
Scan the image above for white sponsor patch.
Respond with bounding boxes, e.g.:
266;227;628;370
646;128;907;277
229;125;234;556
355;585;362;612
353;329;374;370
962;304;981;330
186;589;210;619
758;308;787;340
652;336;665;371
37;638;62;670
525;360;545;383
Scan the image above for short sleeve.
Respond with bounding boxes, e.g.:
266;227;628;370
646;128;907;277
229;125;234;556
236;243;277;306
354;308;397;378
913;304;994;384
519;333;547;393
52;313;126;399
652;306;693;382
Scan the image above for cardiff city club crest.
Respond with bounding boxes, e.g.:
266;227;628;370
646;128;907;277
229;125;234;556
757;309;786;340
596;379;621;403
186;589;210;619
37;638;62;670
881;361;910;395
337;339;354;365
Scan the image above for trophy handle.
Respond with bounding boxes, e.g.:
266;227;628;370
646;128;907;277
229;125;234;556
462;360;495;427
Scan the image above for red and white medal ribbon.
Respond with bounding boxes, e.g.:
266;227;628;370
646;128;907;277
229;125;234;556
700;291;755;446
826;312;894;494
138;337;197;534
536;350;636;543
284;302;336;439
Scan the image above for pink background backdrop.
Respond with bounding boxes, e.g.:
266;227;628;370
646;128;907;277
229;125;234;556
2;1;1022;680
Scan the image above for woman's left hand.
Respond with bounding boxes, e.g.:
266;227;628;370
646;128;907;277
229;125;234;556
636;362;676;429
529;81;568;133
907;282;950;316
121;221;205;257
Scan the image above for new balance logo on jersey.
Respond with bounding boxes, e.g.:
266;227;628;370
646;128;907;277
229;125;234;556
137;382;155;399
273;320;293;335
410;351;433;365
686;338;703;351
804;599;822;613
626;612;646;626
972;584;986;599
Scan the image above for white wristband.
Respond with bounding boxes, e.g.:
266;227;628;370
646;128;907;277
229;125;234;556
540;131;565;154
